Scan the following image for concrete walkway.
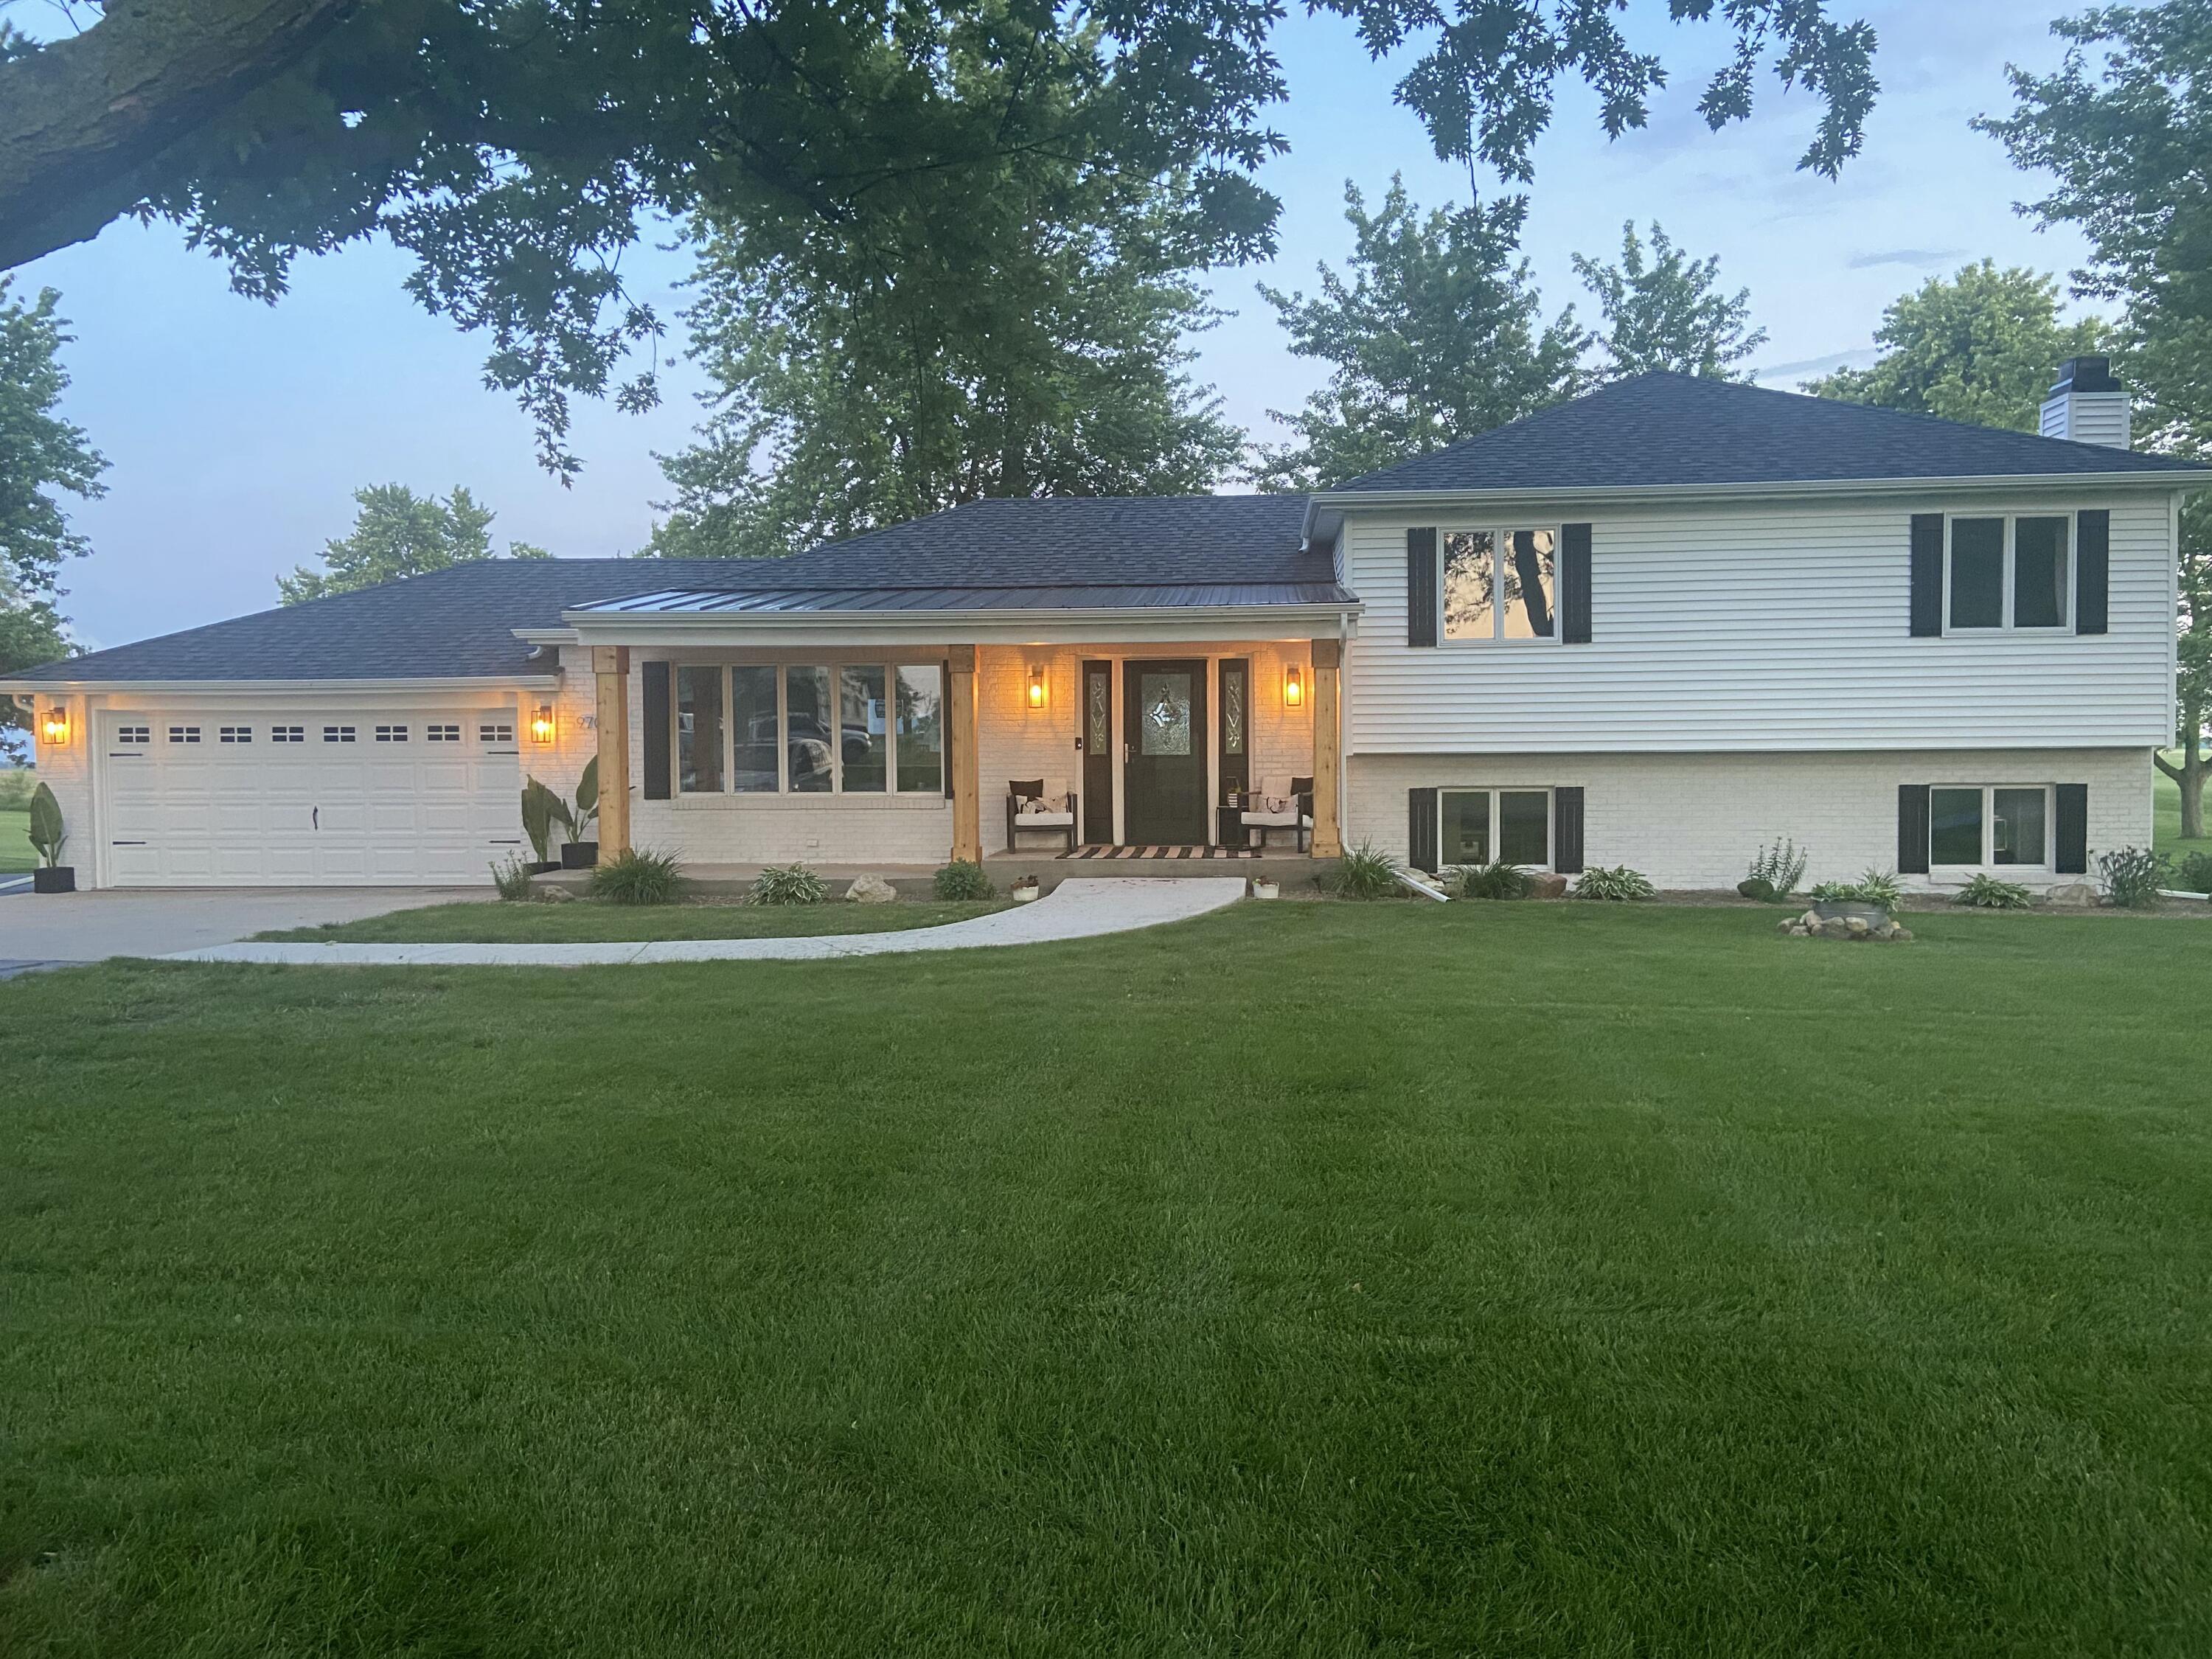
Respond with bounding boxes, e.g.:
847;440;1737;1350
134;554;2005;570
164;877;1248;967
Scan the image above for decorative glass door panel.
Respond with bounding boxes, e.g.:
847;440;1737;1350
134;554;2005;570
1122;660;1207;844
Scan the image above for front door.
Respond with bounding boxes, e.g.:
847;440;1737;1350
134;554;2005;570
1123;659;1208;844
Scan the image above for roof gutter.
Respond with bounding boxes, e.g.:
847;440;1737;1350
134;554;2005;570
1313;469;2212;510
0;673;560;695
556;599;1364;641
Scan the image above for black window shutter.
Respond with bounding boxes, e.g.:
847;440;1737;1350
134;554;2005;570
1554;786;1585;874
1408;787;1439;873
1910;515;1945;637
1897;784;1931;874
1407;529;1438;648
641;660;671;800
2055;784;2089;874
1561;524;1593;644
2076;510;2110;634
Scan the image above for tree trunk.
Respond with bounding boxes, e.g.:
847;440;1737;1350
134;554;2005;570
0;0;356;271
2155;692;2208;841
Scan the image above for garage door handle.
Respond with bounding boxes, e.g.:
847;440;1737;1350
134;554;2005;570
312;807;319;832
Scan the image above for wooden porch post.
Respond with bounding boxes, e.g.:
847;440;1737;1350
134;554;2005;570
1310;638;1342;859
593;645;631;857
947;645;981;863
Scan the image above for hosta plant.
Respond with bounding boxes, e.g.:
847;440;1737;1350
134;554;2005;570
592;847;684;905
1571;864;1655;901
751;862;829;905
1953;874;2032;909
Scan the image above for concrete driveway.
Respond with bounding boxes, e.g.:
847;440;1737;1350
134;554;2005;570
0;886;484;970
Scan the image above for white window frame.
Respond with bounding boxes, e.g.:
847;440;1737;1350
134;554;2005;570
672;661;945;798
1439;524;1565;646
1927;782;2056;872
1944;512;2074;635
1438;786;1556;871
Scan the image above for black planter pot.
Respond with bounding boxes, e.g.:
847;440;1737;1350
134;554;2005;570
560;841;599;869
526;861;562;876
32;866;75;894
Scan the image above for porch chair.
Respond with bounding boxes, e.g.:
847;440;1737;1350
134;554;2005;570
1006;779;1079;854
1239;776;1314;852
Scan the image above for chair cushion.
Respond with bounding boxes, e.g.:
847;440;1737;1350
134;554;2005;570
1015;810;1074;827
1242;809;1301;827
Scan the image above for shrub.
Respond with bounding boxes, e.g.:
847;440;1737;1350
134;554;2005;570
1326;841;1402;900
1736;877;1777;902
591;847;684;905
2098;845;2169;908
1453;859;1531;900
490;855;538;901
1745;838;1809;897
1572;864;1655;901
27;781;66;868
933;860;995;900
0;768;38;810
751;862;828;905
1954;873;2032;910
2177;850;2212;896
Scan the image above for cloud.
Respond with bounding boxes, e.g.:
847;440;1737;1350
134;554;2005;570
1753;348;1882;383
1846;248;1964;271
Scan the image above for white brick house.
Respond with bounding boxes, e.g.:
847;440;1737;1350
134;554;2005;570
8;364;2202;892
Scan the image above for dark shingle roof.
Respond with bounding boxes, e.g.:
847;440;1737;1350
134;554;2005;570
1325;372;2211;495
4;496;1334;685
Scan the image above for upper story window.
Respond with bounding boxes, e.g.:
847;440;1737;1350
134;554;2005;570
1443;527;1558;642
1948;515;2070;633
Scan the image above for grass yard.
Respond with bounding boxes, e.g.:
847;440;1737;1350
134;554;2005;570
258;897;1010;943
0;807;32;872
5;902;2212;1655
2154;751;2211;863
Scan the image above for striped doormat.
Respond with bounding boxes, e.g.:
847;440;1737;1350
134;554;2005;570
1057;844;1260;860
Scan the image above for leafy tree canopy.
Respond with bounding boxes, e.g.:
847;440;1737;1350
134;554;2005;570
650;13;1243;558
0;0;1877;479
0;276;105;605
1803;261;2108;431
1573;219;1767;381
279;484;548;605
1251;178;1588;491
0;587;74;760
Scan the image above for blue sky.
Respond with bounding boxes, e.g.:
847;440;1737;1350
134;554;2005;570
21;0;2100;653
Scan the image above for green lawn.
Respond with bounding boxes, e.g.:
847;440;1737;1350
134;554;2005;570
2155;752;2211;863
6;903;2212;1654
259;897;1010;943
0;807;32;873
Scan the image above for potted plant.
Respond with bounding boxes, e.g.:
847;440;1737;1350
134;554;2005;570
1250;874;1280;900
28;781;72;893
520;777;565;874
559;758;600;869
1010;874;1041;903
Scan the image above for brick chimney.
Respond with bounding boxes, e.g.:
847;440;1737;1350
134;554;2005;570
2039;355;2131;449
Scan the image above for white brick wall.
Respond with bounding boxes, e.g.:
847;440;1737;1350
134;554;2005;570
1348;747;2154;891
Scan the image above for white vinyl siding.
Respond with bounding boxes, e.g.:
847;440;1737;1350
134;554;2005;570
1342;491;2177;753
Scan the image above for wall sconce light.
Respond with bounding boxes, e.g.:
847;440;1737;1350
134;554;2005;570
1027;667;1047;709
530;704;556;744
1283;665;1304;708
39;706;68;745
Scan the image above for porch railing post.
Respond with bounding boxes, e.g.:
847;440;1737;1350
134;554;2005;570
947;645;981;863
593;645;630;858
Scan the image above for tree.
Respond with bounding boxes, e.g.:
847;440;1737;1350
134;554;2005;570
1252;179;1587;491
0;589;73;763
1572;220;1767;381
0;0;1879;478
1982;5;2212;836
1804;262;2110;430
279;484;548;604
650;27;1244;559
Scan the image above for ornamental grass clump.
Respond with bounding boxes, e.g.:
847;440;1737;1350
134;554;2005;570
1953;873;2033;910
1453;860;1531;900
1326;841;1402;900
932;860;995;900
751;862;829;905
490;855;538;901
1571;865;1655;901
1743;838;1809;899
2098;846;2169;908
591;847;684;905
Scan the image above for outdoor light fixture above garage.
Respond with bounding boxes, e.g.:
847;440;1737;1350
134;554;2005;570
40;706;67;745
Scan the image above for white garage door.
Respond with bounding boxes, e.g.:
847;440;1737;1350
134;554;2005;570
100;709;526;886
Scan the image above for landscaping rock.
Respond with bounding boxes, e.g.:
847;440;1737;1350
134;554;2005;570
540;885;578;903
844;874;899;904
2045;882;2098;908
1844;916;1871;937
1528;872;1569;899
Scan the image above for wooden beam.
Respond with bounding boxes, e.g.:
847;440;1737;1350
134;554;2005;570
947;645;980;863
594;646;631;857
1309;640;1342;859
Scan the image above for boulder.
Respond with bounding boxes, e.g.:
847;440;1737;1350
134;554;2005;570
1528;872;1570;899
844;874;899;904
1844;916;1871;937
2045;881;2098;908
1891;927;1913;942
